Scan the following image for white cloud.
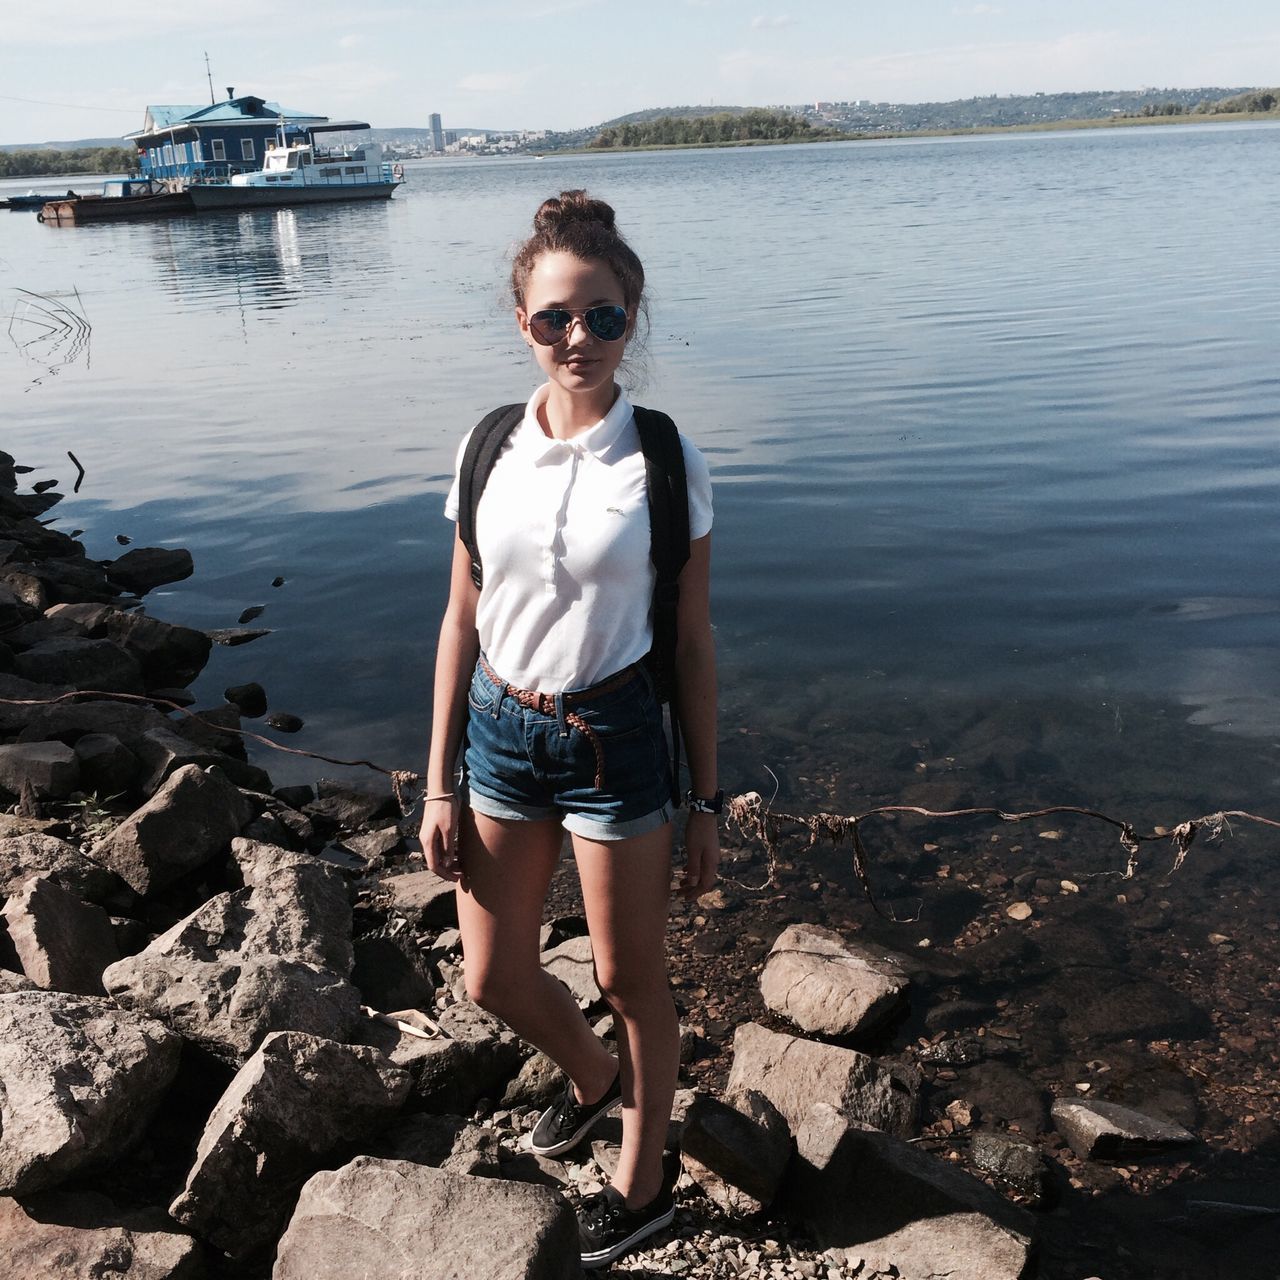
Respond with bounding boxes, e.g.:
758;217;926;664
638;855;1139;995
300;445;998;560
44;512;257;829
953;4;1003;15
337;33;365;49
751;14;795;29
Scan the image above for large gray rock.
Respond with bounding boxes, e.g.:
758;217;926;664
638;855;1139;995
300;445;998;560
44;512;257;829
0;832;123;903
2;874;120;994
74;731;140;796
725;1022;919;1138
0;672;72;735
231;838;356;975
1052;1098;1195;1160
0;969;38;992
501;1051;565;1110
131;727;227;797
14;636;144;694
541;934;601;1007
0;741;80;800
43;600;115;629
0;990;181;1195
680;1089;792;1216
352;932;437;1013
104;547;195;595
359;1000;523;1114
790;1103;1036;1279
385;868;458;930
16;697;173;756
169;1031;409;1258
92;764;253;895
272;1157;581;1280
103;847;360;1064
760;923;910;1038
305;777;399;829
0;1189;205;1278
100;607;212;686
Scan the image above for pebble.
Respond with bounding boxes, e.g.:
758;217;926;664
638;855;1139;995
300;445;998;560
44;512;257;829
1007;901;1033;920
1038;829;1063;840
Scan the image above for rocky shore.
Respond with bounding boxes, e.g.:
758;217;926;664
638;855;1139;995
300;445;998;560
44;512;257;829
2;449;1278;1279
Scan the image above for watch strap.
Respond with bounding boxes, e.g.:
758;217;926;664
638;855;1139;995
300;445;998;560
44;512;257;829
685;788;724;815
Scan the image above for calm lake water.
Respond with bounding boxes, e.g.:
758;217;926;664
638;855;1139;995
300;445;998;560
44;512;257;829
5;123;1280;840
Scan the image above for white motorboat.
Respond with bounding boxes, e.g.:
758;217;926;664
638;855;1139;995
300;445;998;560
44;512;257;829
188;120;402;210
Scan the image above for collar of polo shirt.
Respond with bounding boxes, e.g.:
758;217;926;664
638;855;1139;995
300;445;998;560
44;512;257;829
520;381;633;463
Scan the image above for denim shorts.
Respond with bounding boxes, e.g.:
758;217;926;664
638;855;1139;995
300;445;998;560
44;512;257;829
462;657;675;841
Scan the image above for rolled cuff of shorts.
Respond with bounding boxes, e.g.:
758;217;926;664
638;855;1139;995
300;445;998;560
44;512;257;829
563;800;674;842
466;786;559;824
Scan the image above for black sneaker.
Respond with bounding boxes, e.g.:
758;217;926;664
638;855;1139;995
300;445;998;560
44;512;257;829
578;1176;676;1271
529;1071;622;1157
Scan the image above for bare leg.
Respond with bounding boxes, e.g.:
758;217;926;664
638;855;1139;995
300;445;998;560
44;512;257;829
574;822;678;1207
456;808;616;1102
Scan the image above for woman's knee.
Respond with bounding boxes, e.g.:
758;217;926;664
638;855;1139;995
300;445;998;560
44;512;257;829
594;959;671;1016
464;955;537;1017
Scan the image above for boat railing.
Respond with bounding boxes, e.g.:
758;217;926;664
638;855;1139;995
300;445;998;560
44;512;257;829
256;164;397;187
141;161;257;187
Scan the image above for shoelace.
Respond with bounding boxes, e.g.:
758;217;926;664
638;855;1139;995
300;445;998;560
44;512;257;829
581;1193;624;1231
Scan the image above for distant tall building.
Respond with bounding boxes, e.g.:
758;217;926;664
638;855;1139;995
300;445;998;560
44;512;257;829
429;113;444;153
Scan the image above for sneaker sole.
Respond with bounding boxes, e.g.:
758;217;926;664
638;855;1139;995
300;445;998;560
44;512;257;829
579;1203;676;1269
528;1096;622;1158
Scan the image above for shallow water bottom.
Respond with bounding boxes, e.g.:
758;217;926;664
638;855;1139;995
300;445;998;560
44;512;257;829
543;680;1280;1278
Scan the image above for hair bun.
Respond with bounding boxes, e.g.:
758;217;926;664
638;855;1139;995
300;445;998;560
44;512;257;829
533;189;616;234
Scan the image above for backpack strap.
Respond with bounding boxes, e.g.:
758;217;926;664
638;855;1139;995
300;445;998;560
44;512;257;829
458;404;525;589
634;406;690;652
634;405;691;800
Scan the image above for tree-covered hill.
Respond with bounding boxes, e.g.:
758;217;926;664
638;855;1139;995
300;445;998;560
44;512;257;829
0;146;135;178
590;110;827;148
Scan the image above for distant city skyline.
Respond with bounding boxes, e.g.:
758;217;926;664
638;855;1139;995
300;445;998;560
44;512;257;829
2;0;1278;145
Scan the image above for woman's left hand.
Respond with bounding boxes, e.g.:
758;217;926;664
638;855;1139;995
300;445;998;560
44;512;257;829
680;811;720;899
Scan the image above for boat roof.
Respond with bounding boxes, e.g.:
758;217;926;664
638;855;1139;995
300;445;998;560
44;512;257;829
128;97;327;141
310;120;372;134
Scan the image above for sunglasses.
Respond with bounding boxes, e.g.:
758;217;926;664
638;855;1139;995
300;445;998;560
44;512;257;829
528;304;628;346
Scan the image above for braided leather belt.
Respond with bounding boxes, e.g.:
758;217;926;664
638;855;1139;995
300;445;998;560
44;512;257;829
477;656;644;792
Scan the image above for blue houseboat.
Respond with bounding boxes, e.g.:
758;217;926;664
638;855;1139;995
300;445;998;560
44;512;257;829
128;91;329;185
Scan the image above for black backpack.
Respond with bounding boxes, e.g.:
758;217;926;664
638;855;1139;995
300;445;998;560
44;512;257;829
456;402;691;788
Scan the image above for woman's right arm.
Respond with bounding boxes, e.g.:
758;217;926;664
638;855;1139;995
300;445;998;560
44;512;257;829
420;531;482;883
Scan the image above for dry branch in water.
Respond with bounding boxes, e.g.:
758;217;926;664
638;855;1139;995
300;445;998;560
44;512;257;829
723;790;1272;913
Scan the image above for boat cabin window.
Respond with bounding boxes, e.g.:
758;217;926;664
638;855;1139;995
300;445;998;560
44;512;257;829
241;139;256;162
287;151;301;169
211;139;226;161
300;152;312;166
346;166;363;175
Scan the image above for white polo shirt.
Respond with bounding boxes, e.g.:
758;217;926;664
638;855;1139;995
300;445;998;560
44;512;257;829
444;384;713;693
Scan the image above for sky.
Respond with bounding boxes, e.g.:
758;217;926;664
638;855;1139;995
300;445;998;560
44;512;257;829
2;0;1278;144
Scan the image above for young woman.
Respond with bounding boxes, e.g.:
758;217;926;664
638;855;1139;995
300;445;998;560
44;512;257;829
419;189;719;1269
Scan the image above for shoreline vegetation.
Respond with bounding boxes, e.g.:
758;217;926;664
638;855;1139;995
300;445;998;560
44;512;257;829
0;146;134;180
570;105;1280;156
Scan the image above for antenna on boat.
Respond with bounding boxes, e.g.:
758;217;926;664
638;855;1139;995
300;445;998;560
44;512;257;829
204;51;215;106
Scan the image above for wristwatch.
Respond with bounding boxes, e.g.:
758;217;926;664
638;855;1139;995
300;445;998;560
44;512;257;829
685;789;724;815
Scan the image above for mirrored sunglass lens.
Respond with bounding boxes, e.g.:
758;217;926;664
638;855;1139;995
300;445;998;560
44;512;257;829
530;310;571;344
586;306;627;341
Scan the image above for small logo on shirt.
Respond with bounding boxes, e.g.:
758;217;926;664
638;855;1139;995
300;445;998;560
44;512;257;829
605;506;624;515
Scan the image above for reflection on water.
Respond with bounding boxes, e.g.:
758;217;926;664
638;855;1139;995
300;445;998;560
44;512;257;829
145;204;400;316
6;286;92;391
